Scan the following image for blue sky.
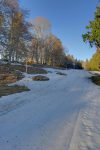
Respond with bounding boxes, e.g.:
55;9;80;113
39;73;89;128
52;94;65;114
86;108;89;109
19;0;99;60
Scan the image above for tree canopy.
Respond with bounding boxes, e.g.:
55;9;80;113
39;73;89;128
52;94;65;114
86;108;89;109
82;6;100;49
84;50;100;71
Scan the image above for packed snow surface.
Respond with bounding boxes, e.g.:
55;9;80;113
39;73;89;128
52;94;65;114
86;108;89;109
0;69;100;150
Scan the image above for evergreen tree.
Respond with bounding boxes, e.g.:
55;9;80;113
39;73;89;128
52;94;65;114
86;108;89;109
89;50;100;71
82;6;100;49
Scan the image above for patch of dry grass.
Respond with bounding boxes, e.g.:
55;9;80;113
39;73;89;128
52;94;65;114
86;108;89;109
0;72;24;85
90;75;100;86
0;85;30;98
0;64;48;97
0;64;47;74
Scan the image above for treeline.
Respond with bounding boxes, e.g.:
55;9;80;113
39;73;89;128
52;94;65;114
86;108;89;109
29;32;65;67
0;0;83;69
83;50;100;71
65;54;83;69
0;0;66;67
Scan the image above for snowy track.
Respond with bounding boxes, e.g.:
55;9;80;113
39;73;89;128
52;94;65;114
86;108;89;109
0;69;100;150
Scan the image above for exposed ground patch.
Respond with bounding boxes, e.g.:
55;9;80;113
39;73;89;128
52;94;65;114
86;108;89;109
56;72;67;76
0;64;47;74
0;85;30;98
90;75;100;86
32;75;49;81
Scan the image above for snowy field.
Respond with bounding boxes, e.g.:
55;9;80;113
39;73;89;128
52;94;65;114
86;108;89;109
0;69;100;150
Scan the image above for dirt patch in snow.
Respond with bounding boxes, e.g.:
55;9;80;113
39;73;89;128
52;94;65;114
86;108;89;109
0;64;47;74
90;75;100;86
0;71;24;85
56;72;67;76
0;85;30;98
32;75;49;81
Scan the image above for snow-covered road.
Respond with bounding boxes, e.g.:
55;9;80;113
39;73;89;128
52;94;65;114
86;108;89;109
0;69;100;150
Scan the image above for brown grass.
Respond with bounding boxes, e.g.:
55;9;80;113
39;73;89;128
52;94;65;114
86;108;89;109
90;75;100;86
0;85;30;98
0;64;47;74
0;64;48;97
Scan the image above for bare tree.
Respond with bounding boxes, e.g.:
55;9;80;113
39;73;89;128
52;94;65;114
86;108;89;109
0;0;31;62
3;0;19;10
30;17;51;64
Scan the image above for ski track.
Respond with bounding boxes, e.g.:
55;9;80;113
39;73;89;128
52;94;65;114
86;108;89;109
0;69;100;150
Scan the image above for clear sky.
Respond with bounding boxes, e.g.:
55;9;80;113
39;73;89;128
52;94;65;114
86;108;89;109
19;0;99;60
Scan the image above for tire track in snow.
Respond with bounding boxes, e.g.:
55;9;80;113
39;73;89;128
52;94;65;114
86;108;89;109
68;87;100;150
67;107;82;150
79;90;100;150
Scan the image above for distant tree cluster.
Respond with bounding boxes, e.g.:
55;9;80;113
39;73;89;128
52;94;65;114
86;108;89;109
28;17;65;67
64;54;83;69
83;50;100;71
